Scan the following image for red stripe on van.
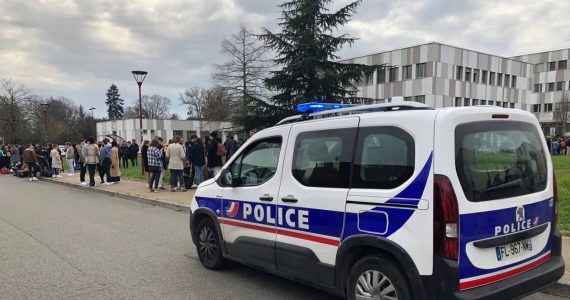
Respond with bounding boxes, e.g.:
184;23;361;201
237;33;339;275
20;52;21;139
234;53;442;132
459;253;551;290
219;218;340;246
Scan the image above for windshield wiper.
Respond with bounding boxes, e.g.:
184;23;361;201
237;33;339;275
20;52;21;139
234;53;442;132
478;178;523;195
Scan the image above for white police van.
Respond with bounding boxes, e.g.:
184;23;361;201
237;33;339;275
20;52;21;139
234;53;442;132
189;101;564;299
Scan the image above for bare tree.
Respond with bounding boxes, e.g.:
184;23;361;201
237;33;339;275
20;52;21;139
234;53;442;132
202;86;232;121
179;87;208;118
126;95;171;119
0;79;31;143
554;91;570;134
212;24;271;117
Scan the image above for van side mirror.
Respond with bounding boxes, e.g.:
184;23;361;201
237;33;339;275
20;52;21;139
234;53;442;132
218;169;236;187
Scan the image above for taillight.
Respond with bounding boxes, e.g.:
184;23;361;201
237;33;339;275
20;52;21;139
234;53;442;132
553;172;558;232
434;174;459;260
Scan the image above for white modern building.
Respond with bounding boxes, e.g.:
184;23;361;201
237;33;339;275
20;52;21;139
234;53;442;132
344;42;570;134
96;118;235;142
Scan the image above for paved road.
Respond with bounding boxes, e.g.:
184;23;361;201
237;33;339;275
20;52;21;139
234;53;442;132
0;176;564;299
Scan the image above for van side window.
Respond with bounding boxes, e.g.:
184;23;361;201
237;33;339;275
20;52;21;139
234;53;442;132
352;127;415;189
229;137;282;186
292;129;355;188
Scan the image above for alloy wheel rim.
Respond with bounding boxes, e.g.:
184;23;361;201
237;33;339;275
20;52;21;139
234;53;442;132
355;270;398;300
198;226;217;263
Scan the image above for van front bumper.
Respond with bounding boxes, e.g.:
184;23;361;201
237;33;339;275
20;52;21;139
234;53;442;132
421;230;565;300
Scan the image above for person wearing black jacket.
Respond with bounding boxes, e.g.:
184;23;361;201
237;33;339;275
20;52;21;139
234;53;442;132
207;132;223;177
129;139;139;167
190;137;206;185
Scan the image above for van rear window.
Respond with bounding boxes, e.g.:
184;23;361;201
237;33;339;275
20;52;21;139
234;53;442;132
455;121;547;202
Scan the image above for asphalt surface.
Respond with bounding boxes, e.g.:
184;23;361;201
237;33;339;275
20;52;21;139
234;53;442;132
0;175;565;299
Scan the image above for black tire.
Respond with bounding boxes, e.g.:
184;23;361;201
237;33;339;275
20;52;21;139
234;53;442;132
347;255;411;300
195;218;226;270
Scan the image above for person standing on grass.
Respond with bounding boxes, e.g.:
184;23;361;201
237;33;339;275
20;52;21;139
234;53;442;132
77;139;87;185
147;138;163;192
155;137;166;190
50;144;62;178
190;137;206;186
64;142;75;176
82;137;100;187
141;140;150;182
22;144;38;182
109;141;121;183
166;136;187;192
97;141;105;184
130;139;139;167
120;141;129;169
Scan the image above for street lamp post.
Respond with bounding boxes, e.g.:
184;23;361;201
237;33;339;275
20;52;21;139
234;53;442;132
40;103;49;144
131;70;147;175
89;107;96;138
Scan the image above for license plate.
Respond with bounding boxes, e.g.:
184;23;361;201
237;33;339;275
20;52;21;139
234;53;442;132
495;239;532;261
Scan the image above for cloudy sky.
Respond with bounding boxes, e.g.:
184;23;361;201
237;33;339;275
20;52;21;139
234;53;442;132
1;0;569;117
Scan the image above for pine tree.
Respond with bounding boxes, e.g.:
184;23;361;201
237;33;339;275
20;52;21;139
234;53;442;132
256;0;377;127
105;84;124;119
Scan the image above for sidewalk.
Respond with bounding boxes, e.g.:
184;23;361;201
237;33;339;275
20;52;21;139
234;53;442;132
43;173;192;212
40;173;569;295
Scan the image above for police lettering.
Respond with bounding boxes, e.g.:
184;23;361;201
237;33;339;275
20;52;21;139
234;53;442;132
242;203;309;229
494;219;532;236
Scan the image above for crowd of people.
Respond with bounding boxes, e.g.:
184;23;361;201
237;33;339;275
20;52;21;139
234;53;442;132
546;136;570;156
0;131;242;193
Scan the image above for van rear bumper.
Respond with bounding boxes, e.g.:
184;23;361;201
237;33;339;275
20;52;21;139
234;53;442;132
422;230;565;300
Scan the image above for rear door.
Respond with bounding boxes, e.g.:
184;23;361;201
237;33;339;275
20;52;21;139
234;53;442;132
275;116;359;286
436;108;554;290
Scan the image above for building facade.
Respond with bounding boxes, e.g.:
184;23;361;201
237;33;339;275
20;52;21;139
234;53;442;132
344;42;570;134
96;118;234;142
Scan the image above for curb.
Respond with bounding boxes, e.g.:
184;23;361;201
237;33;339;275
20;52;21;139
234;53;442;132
41;178;191;213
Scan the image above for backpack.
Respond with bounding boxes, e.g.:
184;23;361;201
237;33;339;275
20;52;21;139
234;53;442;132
216;142;227;156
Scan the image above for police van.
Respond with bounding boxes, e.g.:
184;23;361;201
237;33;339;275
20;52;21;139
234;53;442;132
189;101;564;299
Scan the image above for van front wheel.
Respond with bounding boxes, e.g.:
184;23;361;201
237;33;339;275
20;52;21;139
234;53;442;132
196;218;226;270
347;255;411;300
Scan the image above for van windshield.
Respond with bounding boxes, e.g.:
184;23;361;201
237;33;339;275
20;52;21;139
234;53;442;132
455;121;548;202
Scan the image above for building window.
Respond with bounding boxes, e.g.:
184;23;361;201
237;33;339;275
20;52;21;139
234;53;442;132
504;74;510;87
488;100;494;106
548;82;555;92
511;75;517;88
549;61;556;71
534;84;542;92
560;60;567;70
464;98;470;106
465;68;472;82
480;100;487;105
364;73;373;85
532;104;541;112
509;103;515;109
496;101;502;107
404;96;412;101
414;95;425;103
456;66;463;80
489;72;495;85
557;81;564;91
403;65;412;80
497;73;503;86
473;69;480;83
544;103;553;112
472;99;478;105
502;102;508;108
455;97;461;107
481;70;487;84
377;68;386;84
416;63;426;78
389;67;398;82
143;129;148;134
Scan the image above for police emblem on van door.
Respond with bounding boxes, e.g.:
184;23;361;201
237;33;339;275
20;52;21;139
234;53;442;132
516;206;525;222
225;201;240;218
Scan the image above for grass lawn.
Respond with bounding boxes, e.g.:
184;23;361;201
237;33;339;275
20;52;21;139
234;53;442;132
552;156;570;235
119;157;170;183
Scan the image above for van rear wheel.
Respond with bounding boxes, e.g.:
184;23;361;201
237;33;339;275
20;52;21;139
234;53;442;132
347;255;411;300
196;218;226;270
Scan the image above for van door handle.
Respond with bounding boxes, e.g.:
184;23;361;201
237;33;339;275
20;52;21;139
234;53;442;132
259;195;273;202
281;196;298;203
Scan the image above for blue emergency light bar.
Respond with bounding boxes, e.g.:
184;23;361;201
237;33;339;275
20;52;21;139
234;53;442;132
296;102;354;113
